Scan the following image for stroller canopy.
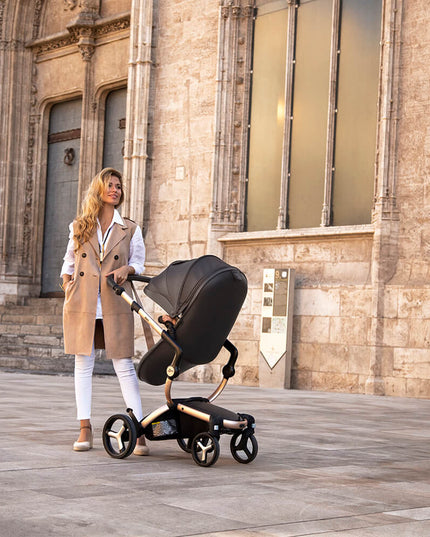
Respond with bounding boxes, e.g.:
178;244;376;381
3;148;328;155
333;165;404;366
144;255;237;317
138;255;248;385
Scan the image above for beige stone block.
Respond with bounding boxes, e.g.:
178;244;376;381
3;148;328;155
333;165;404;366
101;0;131;18
406;378;430;398
312;371;360;393
393;348;430;379
384;376;407;397
316;344;349;374
340;288;373;317
329;316;370;346
322;262;371;286
383;287;399;319
250;288;263;316
408;318;430;348
296;316;330;344
231;366;258;386
357;374;367;393
291;342;316;371
291;369;312;390
398;288;430;318
382;318;410;347
347;345;372;375
228;314;257;340
190;218;210;239
235;340;260;367
295;242;333;263
37;52;85;98
190;242;207;259
379;346;395;377
294;288;340;316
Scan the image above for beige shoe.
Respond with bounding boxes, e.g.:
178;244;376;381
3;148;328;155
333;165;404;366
133;444;149;456
73;425;93;451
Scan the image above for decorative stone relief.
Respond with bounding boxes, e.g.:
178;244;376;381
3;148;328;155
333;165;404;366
63;0;78;10
210;0;254;232
30;14;130;57
33;0;43;39
0;1;5;37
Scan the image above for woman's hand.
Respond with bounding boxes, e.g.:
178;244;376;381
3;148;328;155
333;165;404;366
106;265;134;285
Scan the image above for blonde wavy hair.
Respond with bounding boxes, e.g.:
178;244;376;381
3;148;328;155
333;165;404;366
73;167;124;251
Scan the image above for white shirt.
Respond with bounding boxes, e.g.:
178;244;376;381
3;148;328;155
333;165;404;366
60;209;146;318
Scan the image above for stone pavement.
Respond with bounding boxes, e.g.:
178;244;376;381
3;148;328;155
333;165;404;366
1;370;430;537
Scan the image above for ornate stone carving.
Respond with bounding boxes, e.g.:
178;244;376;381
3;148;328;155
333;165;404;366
78;41;95;61
0;1;5;36
211;0;254;231
33;0;43;39
31;14;130;57
63;0;78;10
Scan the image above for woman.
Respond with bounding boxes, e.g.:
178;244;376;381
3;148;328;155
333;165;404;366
61;167;148;455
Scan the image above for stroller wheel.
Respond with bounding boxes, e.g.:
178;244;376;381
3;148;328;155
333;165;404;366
230;431;258;464
103;414;137;459
177;438;192;453
191;433;220;467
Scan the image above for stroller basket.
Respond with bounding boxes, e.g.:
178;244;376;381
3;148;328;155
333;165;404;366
102;255;258;467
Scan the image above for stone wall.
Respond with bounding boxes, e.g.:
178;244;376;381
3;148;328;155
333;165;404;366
2;0;430;399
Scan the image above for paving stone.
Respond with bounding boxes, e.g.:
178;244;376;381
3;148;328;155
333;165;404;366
0;371;430;536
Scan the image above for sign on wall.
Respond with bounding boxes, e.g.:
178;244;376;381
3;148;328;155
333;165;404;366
259;268;295;388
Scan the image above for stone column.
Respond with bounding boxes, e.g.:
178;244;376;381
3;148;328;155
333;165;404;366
366;0;403;395
208;1;254;255
67;3;100;204
0;0;39;301
122;0;153;226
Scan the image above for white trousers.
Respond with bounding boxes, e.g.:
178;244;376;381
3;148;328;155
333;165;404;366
74;346;143;422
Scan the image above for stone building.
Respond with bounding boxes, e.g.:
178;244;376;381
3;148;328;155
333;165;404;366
1;0;429;398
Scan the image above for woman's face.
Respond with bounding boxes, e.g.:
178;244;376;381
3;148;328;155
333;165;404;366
101;174;122;207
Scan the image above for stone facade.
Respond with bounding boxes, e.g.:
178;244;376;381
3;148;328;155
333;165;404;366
1;0;430;398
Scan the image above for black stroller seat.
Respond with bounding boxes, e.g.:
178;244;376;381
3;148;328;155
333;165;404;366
102;255;258;467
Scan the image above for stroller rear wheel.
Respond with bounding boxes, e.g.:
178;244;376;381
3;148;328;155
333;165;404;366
191;432;220;467
177;438;192;453
230;431;258;464
103;414;137;459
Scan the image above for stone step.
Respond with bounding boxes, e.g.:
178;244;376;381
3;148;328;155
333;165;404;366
0;297;68;373
0;297;115;375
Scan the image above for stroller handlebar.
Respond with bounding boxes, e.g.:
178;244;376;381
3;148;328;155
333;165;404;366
128;274;151;283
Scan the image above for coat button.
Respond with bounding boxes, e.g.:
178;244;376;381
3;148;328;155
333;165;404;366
114;255;119;260
82;253;87;258
80;271;84;277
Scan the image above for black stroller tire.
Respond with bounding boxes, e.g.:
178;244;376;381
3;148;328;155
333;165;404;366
103;414;137;459
230;431;258;464
177;438;192;453
191;432;220;467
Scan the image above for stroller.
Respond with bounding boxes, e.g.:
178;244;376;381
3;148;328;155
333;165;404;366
102;255;258;467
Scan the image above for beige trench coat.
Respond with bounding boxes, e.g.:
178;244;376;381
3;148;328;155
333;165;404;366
63;219;137;359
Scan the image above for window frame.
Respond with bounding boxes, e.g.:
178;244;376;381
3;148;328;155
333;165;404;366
211;0;401;239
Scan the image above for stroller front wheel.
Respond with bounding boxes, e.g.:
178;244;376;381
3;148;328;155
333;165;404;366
191;432;220;467
103;414;137;459
230;431;258;464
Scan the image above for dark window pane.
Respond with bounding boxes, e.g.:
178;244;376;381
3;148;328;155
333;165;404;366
103;87;127;173
246;9;288;231
288;0;332;229
332;0;381;225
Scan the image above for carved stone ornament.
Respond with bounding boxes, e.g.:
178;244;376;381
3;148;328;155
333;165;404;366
63;0;78;10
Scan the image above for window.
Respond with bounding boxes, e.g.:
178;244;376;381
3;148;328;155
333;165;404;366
103;87;127;172
246;0;382;231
